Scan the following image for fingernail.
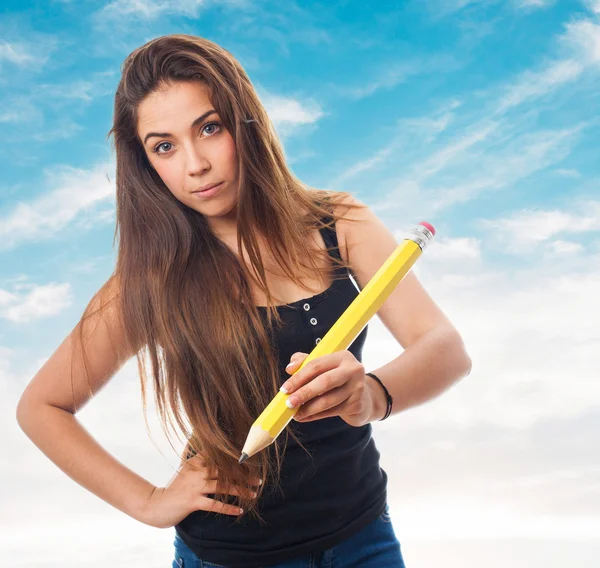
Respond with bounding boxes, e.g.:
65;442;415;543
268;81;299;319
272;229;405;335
280;383;290;393
286;397;298;409
285;361;295;370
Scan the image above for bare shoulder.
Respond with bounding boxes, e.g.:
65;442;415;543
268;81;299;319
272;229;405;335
331;194;457;348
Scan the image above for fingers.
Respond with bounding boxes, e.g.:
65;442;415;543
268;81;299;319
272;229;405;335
197;479;262;517
198;497;245;516
281;351;347;395
285;352;309;374
285;367;345;409
296;400;346;422
294;384;353;421
282;352;364;410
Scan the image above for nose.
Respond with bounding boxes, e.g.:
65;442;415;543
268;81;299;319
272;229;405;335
184;143;210;176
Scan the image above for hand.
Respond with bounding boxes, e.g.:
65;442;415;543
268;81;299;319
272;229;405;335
281;350;375;428
141;455;262;528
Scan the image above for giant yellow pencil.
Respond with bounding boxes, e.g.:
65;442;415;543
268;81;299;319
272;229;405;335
238;222;436;463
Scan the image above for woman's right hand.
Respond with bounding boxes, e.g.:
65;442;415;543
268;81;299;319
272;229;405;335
141;455;262;529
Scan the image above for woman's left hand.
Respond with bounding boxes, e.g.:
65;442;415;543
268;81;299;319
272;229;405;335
280;351;376;428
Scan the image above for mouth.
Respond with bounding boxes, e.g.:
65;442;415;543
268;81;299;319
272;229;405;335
191;182;224;198
194;182;223;193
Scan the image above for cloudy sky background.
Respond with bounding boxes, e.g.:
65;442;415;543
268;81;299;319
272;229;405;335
1;0;599;566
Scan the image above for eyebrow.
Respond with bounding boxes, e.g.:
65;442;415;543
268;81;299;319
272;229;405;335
142;109;217;145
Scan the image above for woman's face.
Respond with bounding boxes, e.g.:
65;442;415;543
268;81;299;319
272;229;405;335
137;80;239;236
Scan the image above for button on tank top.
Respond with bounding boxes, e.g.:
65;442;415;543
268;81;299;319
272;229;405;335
175;215;388;567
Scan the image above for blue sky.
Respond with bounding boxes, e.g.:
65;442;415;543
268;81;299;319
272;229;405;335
1;1;599;567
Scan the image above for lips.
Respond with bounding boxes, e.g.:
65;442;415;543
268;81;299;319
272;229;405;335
191;182;224;199
194;182;222;193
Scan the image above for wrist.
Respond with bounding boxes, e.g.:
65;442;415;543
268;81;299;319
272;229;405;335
136;483;161;526
366;375;388;422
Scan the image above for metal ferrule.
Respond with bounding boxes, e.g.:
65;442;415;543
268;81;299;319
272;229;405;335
406;224;435;251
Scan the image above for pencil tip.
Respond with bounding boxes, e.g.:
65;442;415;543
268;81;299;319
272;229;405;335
238;452;248;464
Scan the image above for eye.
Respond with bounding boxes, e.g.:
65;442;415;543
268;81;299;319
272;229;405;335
201;121;221;136
150;122;221;156
153;141;172;155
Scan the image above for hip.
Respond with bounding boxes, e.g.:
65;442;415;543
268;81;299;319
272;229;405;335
172;502;406;568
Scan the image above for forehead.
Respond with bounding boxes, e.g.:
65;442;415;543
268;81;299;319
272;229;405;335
137;81;213;135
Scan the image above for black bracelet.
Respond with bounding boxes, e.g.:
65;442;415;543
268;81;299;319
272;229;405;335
365;372;393;421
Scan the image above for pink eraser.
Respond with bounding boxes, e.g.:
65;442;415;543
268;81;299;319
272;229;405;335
419;221;436;236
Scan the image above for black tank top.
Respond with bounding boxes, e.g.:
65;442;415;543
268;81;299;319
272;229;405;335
175;216;388;567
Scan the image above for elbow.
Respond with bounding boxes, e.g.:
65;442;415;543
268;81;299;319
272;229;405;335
16;393;38;434
446;328;472;379
458;336;473;378
16;397;29;433
16;392;34;432
463;354;473;377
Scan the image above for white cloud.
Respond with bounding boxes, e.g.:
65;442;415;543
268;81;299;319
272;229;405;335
0;289;19;307
548;239;584;254
330;147;394;188
410;260;599;432
423;0;499;19
262;94;324;126
414;120;500;180
369;270;598;430
0;32;58;72
99;0;204;19
424;0;557;18
97;0;245;21
0;40;39;67
258;90;325;138
421;236;482;261
585;0;600;15
517;0;556;9
31;119;83;142
554;168;582;178
0;282;72;323
329;99;462;188
372;123;583;217
0;98;44;125
400;111;457;141
36;80;98;104
561;19;600;66
478;201;600;253
360;12;600;218
339;53;462;100
494;59;584;115
0;161;115;250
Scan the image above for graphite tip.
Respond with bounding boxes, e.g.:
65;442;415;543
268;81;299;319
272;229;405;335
238;452;249;464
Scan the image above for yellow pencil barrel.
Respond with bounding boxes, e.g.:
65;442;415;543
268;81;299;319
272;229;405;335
246;222;436;454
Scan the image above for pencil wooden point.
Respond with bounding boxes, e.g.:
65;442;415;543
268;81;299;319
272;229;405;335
238;452;249;464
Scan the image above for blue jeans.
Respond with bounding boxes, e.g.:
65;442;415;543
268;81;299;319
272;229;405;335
171;503;406;567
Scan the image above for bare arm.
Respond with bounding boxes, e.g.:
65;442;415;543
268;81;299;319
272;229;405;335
19;404;156;523
16;276;155;525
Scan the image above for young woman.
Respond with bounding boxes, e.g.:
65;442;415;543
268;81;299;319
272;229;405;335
16;34;471;568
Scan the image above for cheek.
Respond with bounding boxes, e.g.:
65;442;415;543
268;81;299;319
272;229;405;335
152;159;181;192
219;134;238;174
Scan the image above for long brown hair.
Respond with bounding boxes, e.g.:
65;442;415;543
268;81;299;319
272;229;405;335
75;34;366;523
